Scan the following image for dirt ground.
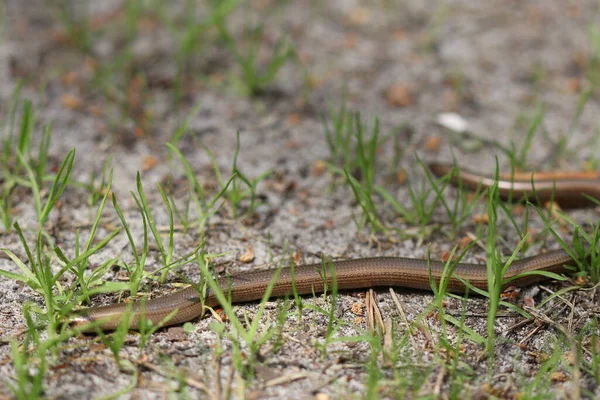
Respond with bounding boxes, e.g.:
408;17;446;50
1;0;600;399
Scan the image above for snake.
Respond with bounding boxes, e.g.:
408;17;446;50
428;162;600;207
70;162;593;331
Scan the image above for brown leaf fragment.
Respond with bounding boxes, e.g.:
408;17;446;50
351;302;364;316
240;245;255;263
385;84;414;107
424;136;441;152
62;93;82;110
551;371;569;382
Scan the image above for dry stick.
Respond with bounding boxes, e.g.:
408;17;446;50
0;328;28;344
366;289;385;336
517;303;570;345
235;370;245;399
447;311;516;318
264;372;309;387
539;285;576;332
518;324;544;346
366;290;375;334
506;317;532;333
134;358;209;394
309;365;347;395
419;321;435;349
389;288;418;350
432;365;446;398
466;231;487;252
383;317;394;367
223;362;235;400
508;298;571;335
213;345;222;400
281;332;311;347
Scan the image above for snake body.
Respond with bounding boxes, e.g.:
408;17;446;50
428;162;600;207
70;162;592;331
71;250;573;331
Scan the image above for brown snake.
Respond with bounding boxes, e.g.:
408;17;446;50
70;163;593;331
428;162;600;207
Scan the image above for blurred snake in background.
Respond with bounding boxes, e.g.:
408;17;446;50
70;162;596;331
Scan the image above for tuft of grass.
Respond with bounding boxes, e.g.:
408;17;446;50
163;174;193;233
6;305;48;399
168;133;271;227
420;158;485;240
345;169;390;239
198;246;286;379
166;142;235;233
52;0;94;53
323;106;402;238
86;155;113;207
214;10;296;96
49;0;298;139
96;303;136;367
376;170;445;243
202;132;272;219
134;171;175;282
508;102;544;171
18;147;75;230
0;218;119;376
109;183;200;295
0;214;122;331
482;169;504;359
0;97;39;229
536;205;600;283
54;170;121;304
111;189;149;298
322;104;484;241
168;101;203;146
426;243;486;346
306;259;342;358
323;105;381;190
587;24;600;90
568;85;593;135
497;196;532;251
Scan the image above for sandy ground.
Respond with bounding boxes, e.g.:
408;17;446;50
1;0;600;398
